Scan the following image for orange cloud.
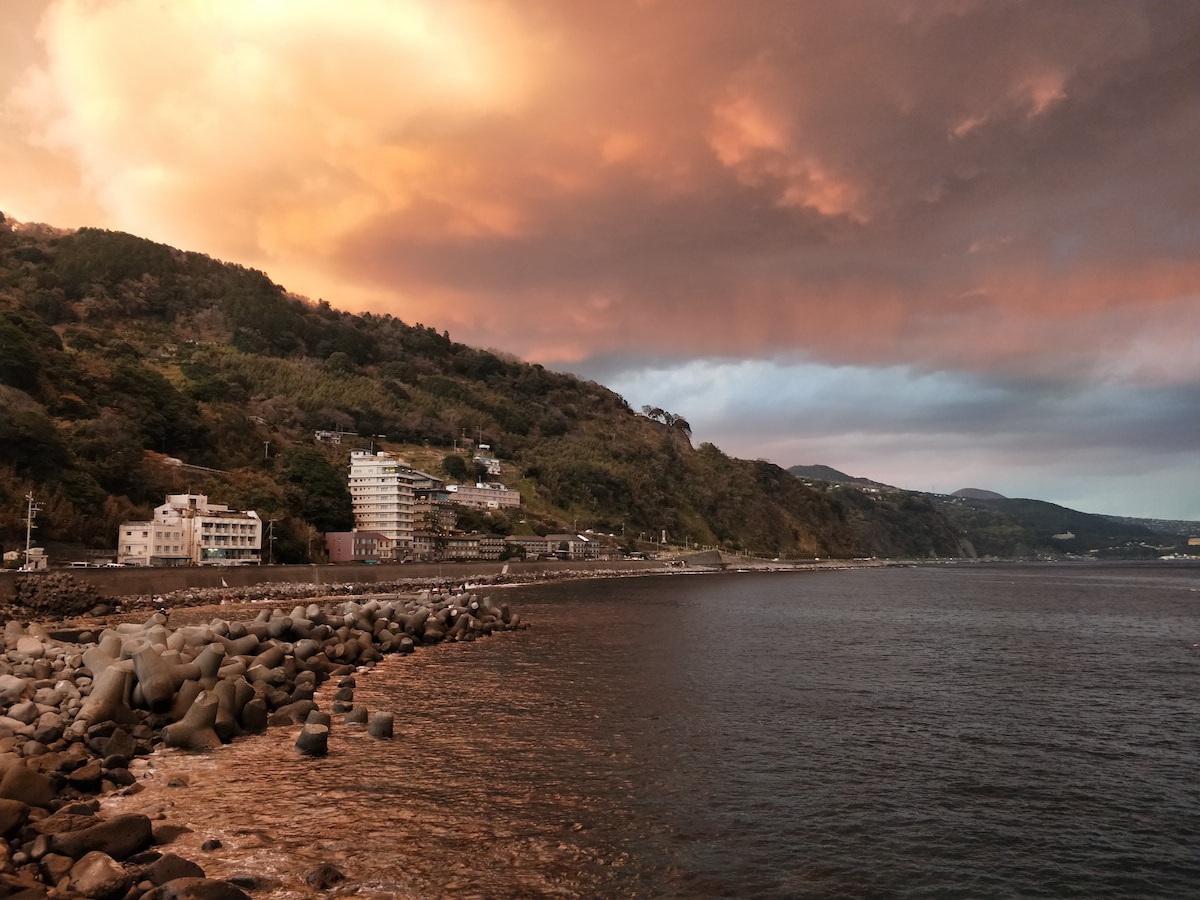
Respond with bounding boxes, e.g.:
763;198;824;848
0;0;1194;395
4;0;547;263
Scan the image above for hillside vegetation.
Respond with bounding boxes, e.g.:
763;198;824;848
0;214;972;563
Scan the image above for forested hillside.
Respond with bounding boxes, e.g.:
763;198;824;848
0;214;969;563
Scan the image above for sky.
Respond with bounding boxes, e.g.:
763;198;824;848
1;0;1197;521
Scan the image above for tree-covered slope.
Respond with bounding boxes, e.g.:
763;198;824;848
932;495;1169;559
0;215;968;562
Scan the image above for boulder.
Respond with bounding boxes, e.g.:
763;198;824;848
0;761;56;808
145;876;252;900
49;813;154;861
69;850;133;900
141;852;206;885
0;797;30;839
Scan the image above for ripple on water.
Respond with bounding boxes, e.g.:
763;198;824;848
104;566;1200;899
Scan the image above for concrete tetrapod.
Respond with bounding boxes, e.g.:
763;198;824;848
368;712;394;739
162;691;221;751
295;722;329;757
76;663;135;727
132;645;178;714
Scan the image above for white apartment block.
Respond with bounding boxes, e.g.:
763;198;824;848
349;450;419;552
118;493;262;566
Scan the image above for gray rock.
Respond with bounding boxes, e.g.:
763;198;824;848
6;702;40;726
49;813;154;861
69;850;133;900
15;637;45;660
0;761;56;808
0;796;30;839
145;876;252;899
39;850;76;885
0;674;28;704
141;852;206;885
305;863;346;889
32;687;63;708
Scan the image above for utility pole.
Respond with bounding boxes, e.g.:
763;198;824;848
267;519;277;565
263;441;271;459
23;492;42;570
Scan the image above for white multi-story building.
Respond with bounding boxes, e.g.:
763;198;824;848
348;450;421;553
118;494;262;566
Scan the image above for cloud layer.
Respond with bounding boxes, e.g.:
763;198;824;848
2;0;1197;518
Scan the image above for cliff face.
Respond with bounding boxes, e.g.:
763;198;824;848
0;217;967;561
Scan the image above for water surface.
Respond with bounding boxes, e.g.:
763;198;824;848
109;562;1200;898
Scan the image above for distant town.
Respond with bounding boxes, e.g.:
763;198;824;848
10;442;626;571
8;440;1196;574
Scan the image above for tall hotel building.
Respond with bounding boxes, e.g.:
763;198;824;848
348;450;418;554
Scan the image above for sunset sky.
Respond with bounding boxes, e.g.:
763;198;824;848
2;0;1197;520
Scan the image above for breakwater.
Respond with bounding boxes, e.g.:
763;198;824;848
0;558;675;605
0;587;525;898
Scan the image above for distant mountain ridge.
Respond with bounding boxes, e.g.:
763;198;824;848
787;465;887;488
952;488;1007;501
789;463;1195;559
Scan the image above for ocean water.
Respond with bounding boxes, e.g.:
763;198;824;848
108;562;1200;898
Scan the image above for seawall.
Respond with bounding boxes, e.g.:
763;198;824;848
0;558;671;604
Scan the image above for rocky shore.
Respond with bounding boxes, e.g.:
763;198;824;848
0;584;528;899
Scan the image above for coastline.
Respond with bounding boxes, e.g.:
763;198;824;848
98;556;902;619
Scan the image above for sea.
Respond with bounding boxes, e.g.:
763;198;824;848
106;561;1200;899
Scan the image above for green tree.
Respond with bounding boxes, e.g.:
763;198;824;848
499;541;527;561
442;453;467;481
279;445;353;533
0;320;40;391
0;398;72;480
323;351;355;373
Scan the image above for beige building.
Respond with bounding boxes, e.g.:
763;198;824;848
444;481;521;509
118;494;262;566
